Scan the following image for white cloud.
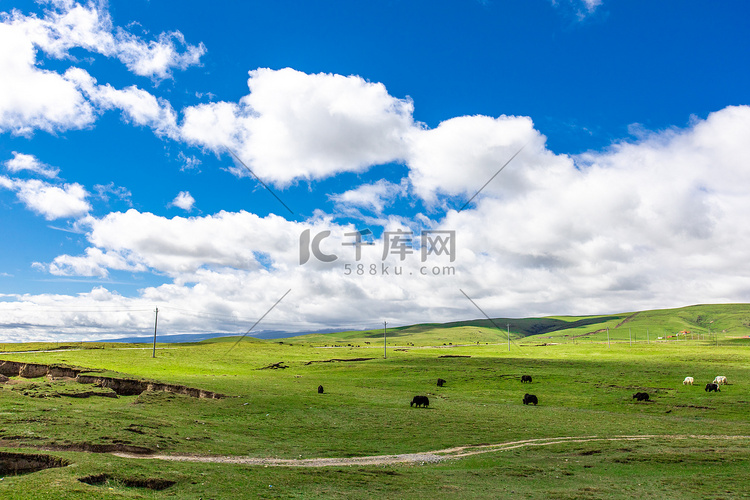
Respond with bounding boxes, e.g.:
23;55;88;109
48;210;307;278
180;68;414;185
5;152;59;178
177;152;202;172
405;114;552;204
28;105;750;339
170;191;195;211
441;105;750;313
0;1;202;136
331;179;409;214
14;1;205;80
0;21;94;135
46;247;147;277
1;25;749;345
582;0;603;12
65;68;179;137
93;182;132;205
550;0;603;19
0;176;91;220
180;101;241;151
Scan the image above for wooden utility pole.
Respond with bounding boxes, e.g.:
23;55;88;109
607;326;610;347
383;321;387;359
629;328;632;346
507;323;510;351
152;307;159;358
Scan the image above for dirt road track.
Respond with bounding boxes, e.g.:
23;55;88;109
112;434;750;467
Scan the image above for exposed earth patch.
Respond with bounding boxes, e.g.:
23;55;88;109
0;360;225;398
0;451;68;475
78;473;175;490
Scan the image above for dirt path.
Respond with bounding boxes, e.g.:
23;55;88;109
112;434;750;467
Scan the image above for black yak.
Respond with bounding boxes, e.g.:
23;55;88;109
523;393;538;405
437;378;446;387
632;392;649;401
411;395;429;408
521;375;532;383
705;383;720;392
317;385;324;394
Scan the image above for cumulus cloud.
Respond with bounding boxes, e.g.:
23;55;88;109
47;210;306;278
17;105;750;340
405;114;553;205
0;176;91;220
11;0;205;79
176;68;560;201
2;38;749;341
4;152;59;178
330;179;409;214
180;68;415;185
22;209;466;340
0;1;202;135
170;191;195;211
444;105;750;312
0;20;94;135
46;247;147;277
66;68;179;137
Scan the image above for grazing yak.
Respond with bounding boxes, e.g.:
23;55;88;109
632;392;650;402
317;385;324;394
521;375;532;383
411;395;430;408
437;378;446;387
683;377;694;385
705;383;720;392
713;376;728;385
523;393;538;405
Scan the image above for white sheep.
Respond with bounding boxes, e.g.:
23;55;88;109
683;376;694;385
713;376;727;385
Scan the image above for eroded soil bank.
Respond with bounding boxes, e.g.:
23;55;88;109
0;360;225;398
0;451;68;475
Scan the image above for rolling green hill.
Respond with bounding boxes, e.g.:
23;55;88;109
283;303;750;346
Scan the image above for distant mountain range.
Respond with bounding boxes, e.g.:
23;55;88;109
97;303;750;344
97;328;349;344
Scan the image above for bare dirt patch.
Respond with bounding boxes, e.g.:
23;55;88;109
0;451;68;476
0;439;153;455
0;359;225;399
304;358;376;365
79;473;175;490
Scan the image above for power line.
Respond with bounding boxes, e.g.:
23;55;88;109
226;289;292;354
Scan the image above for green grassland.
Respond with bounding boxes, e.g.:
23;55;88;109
1;304;750;498
299;303;750;347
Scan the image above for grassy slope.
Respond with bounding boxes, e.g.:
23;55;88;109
293;303;750;346
1;304;750;498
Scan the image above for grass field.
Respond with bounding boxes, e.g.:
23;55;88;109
1;304;750;498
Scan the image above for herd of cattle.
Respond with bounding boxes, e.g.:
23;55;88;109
693;375;728;393
401;374;731;409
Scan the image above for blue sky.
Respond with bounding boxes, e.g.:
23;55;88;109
1;0;749;341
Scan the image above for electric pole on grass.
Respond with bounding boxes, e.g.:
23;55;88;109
152;307;159;358
507;323;510;351
383;321;387;359
607;326;610;347
629;328;632;346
